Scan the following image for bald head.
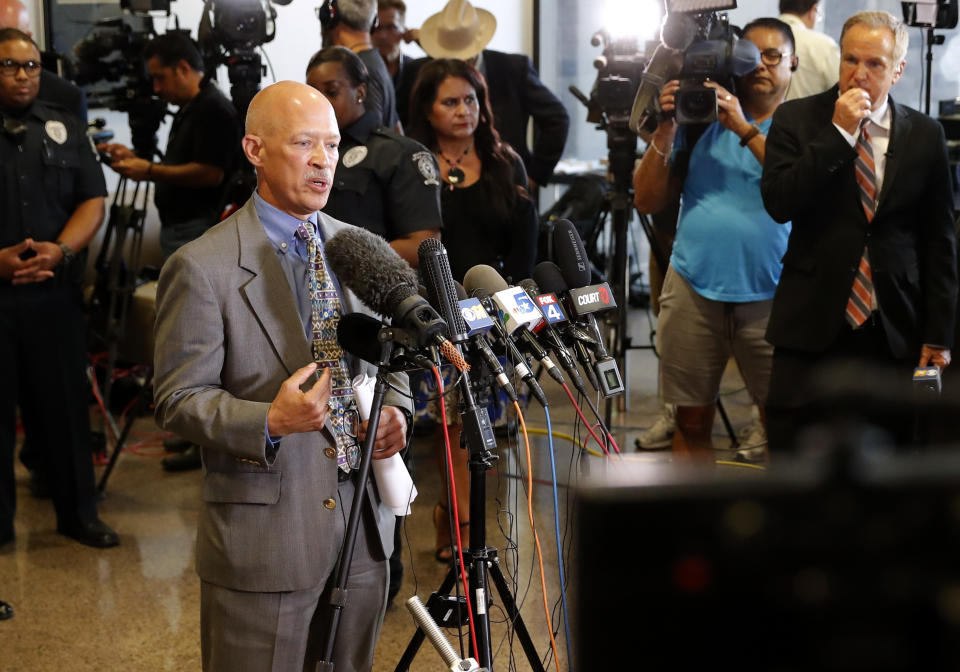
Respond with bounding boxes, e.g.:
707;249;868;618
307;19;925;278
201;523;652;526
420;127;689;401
242;80;341;219
246;80;334;137
0;0;29;31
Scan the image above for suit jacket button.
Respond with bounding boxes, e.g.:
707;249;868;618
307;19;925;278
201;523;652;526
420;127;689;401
323;498;337;510
324;446;336;459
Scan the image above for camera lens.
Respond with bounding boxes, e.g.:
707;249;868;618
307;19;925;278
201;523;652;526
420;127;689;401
677;86;716;123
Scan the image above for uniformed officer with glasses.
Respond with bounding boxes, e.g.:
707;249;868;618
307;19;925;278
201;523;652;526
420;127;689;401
0;28;118;549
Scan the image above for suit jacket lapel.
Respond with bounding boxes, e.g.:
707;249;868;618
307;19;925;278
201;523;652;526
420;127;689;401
876;96;909;214
236;199;313;378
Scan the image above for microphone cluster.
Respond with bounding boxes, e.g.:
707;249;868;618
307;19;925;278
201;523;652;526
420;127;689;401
324;219;625;404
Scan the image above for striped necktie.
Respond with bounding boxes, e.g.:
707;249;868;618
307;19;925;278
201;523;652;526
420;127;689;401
296;222;359;473
845;122;877;328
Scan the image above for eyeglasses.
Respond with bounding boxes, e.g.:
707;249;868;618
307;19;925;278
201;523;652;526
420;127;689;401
0;59;42;78
759;49;791;67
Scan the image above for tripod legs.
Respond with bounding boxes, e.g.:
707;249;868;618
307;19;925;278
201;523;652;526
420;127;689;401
393;550;547;672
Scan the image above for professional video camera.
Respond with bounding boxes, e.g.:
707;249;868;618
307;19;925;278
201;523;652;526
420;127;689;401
71;7;168;159
629;0;760;134
197;0;291;122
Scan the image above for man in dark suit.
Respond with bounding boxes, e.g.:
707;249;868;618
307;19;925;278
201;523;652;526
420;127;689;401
153;81;412;671
396;0;569;188
761;10;957;452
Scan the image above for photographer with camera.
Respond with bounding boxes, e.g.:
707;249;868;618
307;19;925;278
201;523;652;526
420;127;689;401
633;18;797;459
98;33;241;260
99;32;241;472
0;28;117;548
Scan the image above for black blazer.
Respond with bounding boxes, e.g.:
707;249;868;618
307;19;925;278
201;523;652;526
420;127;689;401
397;50;570;185
762;85;957;358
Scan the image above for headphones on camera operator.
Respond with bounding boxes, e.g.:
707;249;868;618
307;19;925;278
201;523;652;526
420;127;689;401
317;0;379;32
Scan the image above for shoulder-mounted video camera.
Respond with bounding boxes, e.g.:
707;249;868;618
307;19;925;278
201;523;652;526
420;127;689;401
629;0;760;135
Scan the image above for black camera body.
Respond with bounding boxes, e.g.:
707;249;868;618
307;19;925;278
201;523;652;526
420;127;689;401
71;15;168;159
629;1;760;134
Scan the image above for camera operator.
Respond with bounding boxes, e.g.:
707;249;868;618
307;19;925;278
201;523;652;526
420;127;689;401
632;18;797;459
319;0;400;133
0;28;117;548
98;32;241;260
99;32;241;472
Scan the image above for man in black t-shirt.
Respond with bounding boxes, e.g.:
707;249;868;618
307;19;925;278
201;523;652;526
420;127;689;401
99;33;241;258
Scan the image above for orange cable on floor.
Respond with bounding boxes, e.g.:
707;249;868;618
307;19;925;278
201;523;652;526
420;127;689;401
513;400;561;668
434;366;480;660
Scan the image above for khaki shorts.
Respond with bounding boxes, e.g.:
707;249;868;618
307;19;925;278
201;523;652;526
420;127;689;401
656;266;774;407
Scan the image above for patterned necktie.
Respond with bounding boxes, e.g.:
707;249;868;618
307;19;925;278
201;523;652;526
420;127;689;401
845;122;877;328
295;222;359;473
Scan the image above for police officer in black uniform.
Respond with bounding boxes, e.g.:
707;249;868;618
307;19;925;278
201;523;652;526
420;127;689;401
307;45;441;267
0;28;117;548
99;32;241;259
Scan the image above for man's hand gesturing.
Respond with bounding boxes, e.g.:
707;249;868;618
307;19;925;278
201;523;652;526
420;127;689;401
267;363;332;437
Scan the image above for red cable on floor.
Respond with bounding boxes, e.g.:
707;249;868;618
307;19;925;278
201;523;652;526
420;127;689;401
560;382;611;457
434;366;480;660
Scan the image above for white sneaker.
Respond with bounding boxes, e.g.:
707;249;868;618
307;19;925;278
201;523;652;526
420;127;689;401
636;404;676;450
736;422;767;462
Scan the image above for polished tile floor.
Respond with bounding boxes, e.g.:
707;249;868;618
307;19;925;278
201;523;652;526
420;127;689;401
0;311;761;671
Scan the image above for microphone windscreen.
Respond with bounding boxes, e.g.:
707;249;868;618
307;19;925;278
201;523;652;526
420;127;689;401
454;281;468;301
731;37;762;77
463;264;509;297
552;219;591;288
337;312;384;365
325;226;419;317
418;237;468;341
534;261;569;296
660;13;697;51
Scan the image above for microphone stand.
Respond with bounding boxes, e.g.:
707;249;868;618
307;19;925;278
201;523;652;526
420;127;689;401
317;332;396;672
394;340;546;672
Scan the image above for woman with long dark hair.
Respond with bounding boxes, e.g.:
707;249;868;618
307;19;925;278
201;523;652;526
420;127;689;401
408;58;538;562
407;58;538;283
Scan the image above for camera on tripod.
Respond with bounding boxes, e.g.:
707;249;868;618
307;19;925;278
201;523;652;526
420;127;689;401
197;0;290;120
70;1;173;158
630;0;761;133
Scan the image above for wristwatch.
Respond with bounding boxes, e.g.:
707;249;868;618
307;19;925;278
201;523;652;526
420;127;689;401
57;241;75;267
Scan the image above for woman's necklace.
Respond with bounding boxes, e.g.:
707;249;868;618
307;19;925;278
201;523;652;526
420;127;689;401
437;144;471;189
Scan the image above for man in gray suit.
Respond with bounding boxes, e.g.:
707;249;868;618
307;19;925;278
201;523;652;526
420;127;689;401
153;80;412;672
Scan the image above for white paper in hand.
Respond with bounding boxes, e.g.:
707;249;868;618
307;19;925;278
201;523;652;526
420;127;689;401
353;374;418;515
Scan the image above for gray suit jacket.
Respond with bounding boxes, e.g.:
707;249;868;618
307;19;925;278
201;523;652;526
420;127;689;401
153;197;412;593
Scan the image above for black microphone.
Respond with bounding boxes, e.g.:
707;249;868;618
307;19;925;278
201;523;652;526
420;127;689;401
324;226;466;371
550;221;624;397
417;238;516;402
463;265;566;386
418;238;468;344
336;312;437;370
533;261;602;393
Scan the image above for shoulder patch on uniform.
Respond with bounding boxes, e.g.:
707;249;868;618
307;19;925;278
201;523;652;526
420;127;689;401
342;146;368;168
44;120;68;145
412;150;440;187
